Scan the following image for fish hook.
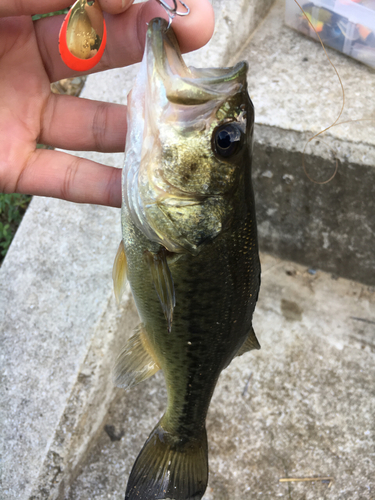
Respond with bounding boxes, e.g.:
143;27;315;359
154;0;190;29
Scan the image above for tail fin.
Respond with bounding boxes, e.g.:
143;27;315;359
125;422;208;500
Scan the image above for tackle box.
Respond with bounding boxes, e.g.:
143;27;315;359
285;0;375;68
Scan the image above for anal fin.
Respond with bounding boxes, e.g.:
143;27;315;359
236;326;261;357
113;324;160;389
112;240;128;304
144;248;175;332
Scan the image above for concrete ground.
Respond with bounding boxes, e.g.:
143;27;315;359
67;254;375;500
1;0;375;499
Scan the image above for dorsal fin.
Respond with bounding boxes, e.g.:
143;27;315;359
112;240;128;304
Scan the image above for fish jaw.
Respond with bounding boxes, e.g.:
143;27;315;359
123;17;253;255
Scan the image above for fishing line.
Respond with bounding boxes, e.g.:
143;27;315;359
293;0;346;184
293;0;375;184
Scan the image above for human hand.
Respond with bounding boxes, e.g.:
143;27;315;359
0;0;214;207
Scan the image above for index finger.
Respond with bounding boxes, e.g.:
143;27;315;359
34;0;215;82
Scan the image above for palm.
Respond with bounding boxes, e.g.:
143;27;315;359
0;0;214;207
0;18;52;196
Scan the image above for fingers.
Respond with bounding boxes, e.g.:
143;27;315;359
15;148;122;207
0;1;71;17
98;0;135;15
34;0;215;82
0;0;215;208
0;0;133;17
40;94;127;152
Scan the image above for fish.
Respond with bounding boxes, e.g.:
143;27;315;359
112;17;261;500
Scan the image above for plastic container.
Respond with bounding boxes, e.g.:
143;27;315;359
285;0;375;68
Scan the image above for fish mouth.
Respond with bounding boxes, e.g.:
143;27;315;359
147;17;248;104
123;18;251;255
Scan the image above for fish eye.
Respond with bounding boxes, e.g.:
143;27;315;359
213;123;242;158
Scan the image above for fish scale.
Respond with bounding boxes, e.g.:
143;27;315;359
112;17;261;500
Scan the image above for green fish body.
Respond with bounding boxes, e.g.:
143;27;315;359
113;18;261;500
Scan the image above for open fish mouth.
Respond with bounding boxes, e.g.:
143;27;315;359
123;18;251;254
147;17;248;104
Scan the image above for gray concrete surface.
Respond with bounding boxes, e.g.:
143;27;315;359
1;1;276;499
243;0;375;285
66;254;375;500
1;0;375;499
0;197;124;499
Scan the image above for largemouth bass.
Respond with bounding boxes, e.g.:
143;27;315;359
112;17;261;500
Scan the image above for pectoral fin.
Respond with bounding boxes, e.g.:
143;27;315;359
113;324;160;389
236;326;261;357
112;240;128;304
144;248;175;332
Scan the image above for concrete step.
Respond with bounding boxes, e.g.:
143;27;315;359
242;0;375;286
1;0;374;499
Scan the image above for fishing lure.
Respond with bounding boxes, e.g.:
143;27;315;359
59;0;107;71
58;0;190;71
